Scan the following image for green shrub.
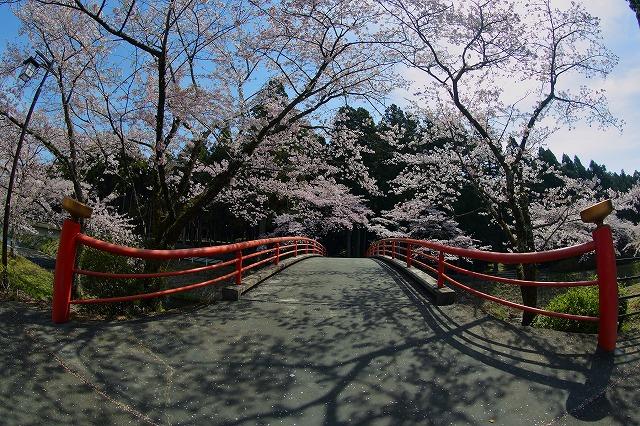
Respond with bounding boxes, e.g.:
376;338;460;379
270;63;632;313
2;255;53;300
77;248;148;317
534;286;627;333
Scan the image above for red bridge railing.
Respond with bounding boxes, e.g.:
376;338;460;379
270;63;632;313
367;214;619;352
52;209;325;324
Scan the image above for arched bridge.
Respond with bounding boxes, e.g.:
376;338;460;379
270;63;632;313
52;200;620;352
4;254;639;424
6;198;632;424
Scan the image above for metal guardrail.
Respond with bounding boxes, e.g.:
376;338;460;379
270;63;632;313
52;217;325;323
368;223;619;352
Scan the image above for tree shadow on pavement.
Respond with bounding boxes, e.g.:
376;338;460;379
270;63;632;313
1;256;639;425
373;260;640;425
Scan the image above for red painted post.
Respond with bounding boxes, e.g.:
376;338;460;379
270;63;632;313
391;241;396;259
407;243;412;267
52;218;81;323
294;241;298;257
437;251;445;288
275;242;280;265
593;225;618;352
235;250;243;285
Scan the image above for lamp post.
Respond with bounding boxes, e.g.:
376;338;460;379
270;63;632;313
1;52;53;289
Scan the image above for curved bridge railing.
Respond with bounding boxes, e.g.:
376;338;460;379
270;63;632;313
52;206;325;324
367;218;619;351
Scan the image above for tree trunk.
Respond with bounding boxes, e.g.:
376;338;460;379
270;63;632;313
259;218;267;237
140;258;166;311
515;209;538;326
518;263;537;326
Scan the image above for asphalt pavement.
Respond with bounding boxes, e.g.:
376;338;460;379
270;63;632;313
1;257;639;425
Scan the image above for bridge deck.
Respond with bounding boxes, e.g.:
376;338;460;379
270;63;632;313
1;257;638;425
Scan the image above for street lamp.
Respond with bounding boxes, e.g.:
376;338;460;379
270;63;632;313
18;57;40;82
1;51;54;289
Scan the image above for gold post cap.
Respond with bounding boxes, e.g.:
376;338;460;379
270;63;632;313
580;199;613;226
62;197;92;219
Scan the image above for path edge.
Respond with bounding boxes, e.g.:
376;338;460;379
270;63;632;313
221;254;321;301
372;255;456;305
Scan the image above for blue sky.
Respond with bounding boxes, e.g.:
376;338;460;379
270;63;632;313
1;2;638;173
539;0;640;175
392;1;640;175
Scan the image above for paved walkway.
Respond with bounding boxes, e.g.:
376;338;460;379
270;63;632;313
1;257;639;425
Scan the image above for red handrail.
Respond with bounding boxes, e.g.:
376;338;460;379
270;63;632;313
367;228;619;352
52;218;325;323
370;237;596;264
75;234;320;260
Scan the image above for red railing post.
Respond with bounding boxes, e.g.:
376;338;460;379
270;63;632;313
52;218;81;323
235;250;243;285
391;241;396;259
406;243;412;267
437;251;445;288
275;242;280;265
294;241;298;257
593;224;618;352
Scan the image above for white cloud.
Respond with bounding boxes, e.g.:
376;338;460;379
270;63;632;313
546;62;640;173
545;1;640;173
390;0;640;173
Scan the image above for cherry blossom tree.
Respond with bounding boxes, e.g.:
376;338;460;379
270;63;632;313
0;0;396;255
0;1;113;204
368;199;477;248
208;106;377;239
0;123;71;242
379;0;621;324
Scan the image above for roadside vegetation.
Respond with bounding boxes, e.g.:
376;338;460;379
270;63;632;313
0;254;53;301
456;261;640;334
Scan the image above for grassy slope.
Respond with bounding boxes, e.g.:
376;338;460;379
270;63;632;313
1;255;53;301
